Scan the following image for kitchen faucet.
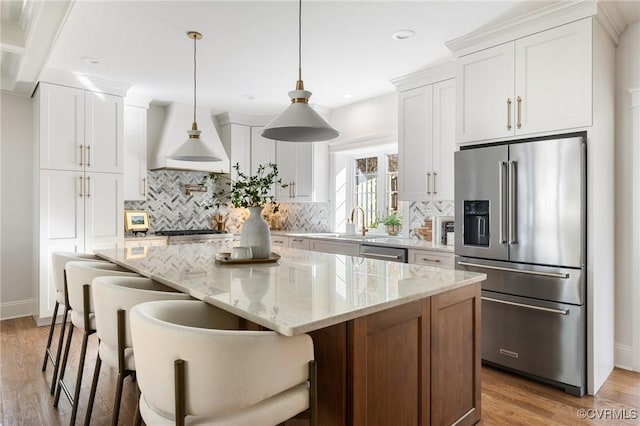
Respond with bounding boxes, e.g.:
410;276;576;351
350;206;368;237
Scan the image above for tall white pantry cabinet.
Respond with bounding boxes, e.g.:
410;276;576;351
33;81;125;321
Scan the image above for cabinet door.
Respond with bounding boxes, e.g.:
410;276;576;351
229;124;251;180
432;79;456;201
250;126;276;197
38;83;85;171
515;19;592;135
85;91;124;173
124;105;148;201
456;43;515;143
84;172;124;252
39;170;85;317
275;141;296;201
398;85;433;201
292;143;313;200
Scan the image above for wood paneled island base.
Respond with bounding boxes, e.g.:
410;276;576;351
275;282;480;426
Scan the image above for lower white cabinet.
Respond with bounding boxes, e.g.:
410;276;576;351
38;169;123;318
289;237;311;250
271;235;290;248
408;249;454;268
309;239;360;256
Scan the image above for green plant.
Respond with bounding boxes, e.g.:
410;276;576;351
201;163;288;209
381;214;402;226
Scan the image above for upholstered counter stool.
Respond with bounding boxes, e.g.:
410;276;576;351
130;300;316;426
43;252;104;395
84;276;193;426
53;260;139;426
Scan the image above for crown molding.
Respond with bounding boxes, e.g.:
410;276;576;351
124;92;152;109
37;68;131;97
446;0;599;57
216;112;275;127
596;1;626;45
391;61;455;92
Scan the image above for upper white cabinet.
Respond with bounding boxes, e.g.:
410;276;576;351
275;141;328;202
124;99;150;201
456;19;592;144
38;82;124;173
394;65;456;202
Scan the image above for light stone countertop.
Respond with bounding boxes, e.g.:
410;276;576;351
95;244;483;336
271;231;455;253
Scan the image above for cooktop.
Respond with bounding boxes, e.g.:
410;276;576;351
154;229;226;236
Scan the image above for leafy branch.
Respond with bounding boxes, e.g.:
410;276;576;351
201;163;288;209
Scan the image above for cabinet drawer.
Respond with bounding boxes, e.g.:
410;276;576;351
289;237;310;250
271;236;290;247
309;240;359;256
409;250;454;267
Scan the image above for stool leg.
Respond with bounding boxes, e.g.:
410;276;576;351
69;329;90;426
111;371;127;426
53;322;75;408
133;383;142;426
84;352;102;426
50;304;70;395
41;301;60;371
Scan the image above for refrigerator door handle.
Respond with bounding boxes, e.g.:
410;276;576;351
498;161;507;244
457;261;570;279
482;296;569;315
508;160;517;244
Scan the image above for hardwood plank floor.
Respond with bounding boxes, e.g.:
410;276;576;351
1;316;639;425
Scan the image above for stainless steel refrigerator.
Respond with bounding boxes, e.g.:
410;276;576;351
454;132;586;396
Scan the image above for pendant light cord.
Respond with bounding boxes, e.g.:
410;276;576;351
193;33;197;124
298;0;302;82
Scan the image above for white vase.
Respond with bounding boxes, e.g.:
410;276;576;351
240;206;271;259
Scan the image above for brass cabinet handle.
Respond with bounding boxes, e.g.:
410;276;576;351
291;182;296;198
142;177;147;196
516;96;522;129
86;145;92;167
433;172;438;194
426;173;431;194
506;98;512;130
79;176;84;197
421;258;441;263
86;176;91;197
79;145;84;166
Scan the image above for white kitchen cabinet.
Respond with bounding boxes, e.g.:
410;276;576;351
456;18;592;144
271;235;290;248
408;249;454;268
275;141;328;202
309;239;360;256
397;78;455;202
124;104;148;200
289;237;311;250
38;82;124;173
34;81;125;320
38;169;123;316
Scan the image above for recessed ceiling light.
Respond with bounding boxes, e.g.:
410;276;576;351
81;56;100;64
392;30;415;40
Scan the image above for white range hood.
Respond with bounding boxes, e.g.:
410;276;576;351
149;102;230;172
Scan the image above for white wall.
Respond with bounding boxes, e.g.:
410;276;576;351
0;93;35;319
614;22;640;371
329;93;397;147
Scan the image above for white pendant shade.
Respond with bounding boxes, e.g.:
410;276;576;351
169;127;222;162
261;89;339;142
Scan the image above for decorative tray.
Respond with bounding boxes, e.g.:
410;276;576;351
215;252;281;264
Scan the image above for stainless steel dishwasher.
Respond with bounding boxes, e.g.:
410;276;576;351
359;244;408;263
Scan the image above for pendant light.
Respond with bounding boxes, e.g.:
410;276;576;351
261;0;339;142
169;31;221;161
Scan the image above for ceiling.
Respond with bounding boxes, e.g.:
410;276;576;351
3;0;640;116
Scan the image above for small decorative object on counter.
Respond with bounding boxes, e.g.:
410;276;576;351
269;203;283;230
201;163;288;258
381;214;403;236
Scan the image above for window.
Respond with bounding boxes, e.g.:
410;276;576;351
353;153;398;227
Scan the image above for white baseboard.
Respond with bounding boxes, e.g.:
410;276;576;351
0;299;34;321
615;343;634;371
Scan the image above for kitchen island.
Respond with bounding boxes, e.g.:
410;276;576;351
95;244;485;426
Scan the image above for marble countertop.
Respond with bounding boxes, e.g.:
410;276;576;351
95;244;483;336
271;231;454;252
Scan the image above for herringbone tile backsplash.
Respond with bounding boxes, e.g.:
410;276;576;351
124;170;330;235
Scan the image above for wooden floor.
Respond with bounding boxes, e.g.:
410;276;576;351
1;316;639;425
